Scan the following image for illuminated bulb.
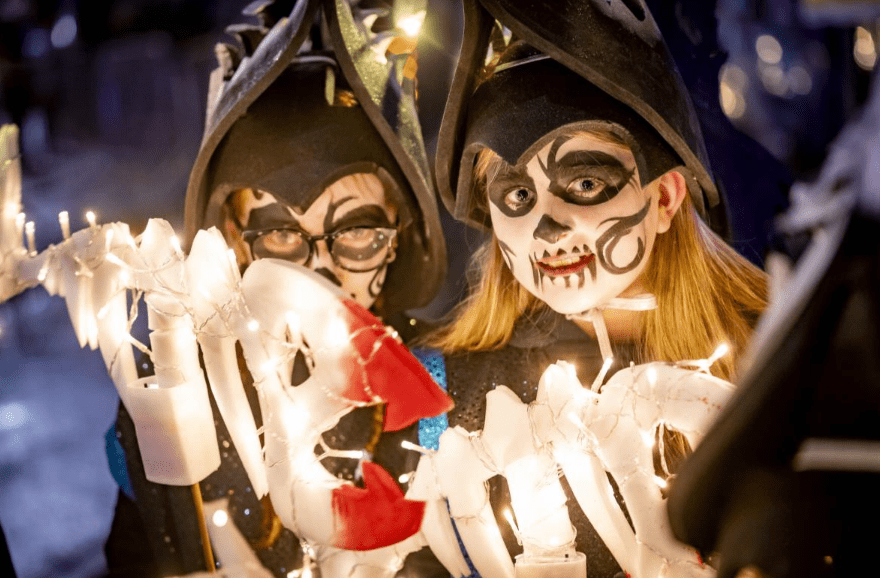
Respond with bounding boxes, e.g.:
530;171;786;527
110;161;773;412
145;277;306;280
502;508;523;545
85;210;97;229
398;472;412;484
260;357;281;374
401;440;431;454
653;475;668;489
567;411;587;432
708;343;729;365
247;319;260;332
170;235;183;255
105;253;126;268
37;266;48;282
325;316;349;348
641;431;654;448
58;211;70;239
646;366;658;388
286;311;301;335
24;221;35;254
397;12;425;37
212;509;229;527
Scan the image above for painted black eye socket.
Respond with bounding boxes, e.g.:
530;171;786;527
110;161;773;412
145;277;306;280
503;187;536;212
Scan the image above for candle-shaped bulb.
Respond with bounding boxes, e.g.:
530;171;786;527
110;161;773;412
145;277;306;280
24;221;35;254
58;211;70;239
85;210;97;230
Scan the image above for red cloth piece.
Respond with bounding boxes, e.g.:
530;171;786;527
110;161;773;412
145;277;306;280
331;461;426;550
339;300;453;431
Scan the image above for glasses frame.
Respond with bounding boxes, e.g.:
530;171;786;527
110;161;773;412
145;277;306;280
241;226;398;272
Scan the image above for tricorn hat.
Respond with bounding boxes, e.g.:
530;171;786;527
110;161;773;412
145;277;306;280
435;0;725;232
185;0;446;313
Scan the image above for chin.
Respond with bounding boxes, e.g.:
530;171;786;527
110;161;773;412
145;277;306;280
532;280;634;315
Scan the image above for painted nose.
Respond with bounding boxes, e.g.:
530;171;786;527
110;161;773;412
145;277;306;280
306;242;343;287
533;214;572;244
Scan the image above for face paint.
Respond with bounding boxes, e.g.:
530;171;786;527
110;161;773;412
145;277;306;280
487;133;660;314
234;173;398;310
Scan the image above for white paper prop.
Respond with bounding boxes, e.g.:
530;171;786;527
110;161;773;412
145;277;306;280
408;360;732;578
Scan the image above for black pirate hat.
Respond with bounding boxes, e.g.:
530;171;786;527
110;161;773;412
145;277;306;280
185;0;446;312
435;0;725;232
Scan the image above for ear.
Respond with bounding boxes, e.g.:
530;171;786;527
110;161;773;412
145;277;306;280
654;169;688;234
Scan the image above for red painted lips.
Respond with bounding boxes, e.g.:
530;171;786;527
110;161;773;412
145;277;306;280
536;253;595;276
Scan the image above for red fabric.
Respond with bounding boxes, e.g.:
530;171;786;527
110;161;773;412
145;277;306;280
331;461;426;550
339;300;453;431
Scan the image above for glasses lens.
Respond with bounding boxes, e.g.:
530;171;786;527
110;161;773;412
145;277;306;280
251;229;310;263
332;228;393;271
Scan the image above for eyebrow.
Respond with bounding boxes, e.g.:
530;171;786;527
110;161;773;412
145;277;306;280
488;163;535;191
328;204;394;231
552;150;626;172
244;203;300;229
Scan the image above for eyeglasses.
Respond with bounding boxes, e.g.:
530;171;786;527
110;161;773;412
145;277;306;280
241;226;398;272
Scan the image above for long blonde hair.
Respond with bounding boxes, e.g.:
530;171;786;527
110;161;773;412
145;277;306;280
430;141;767;382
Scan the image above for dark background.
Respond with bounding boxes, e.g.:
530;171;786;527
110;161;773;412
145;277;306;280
0;0;874;576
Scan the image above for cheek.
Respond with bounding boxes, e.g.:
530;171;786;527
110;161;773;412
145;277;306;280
339;268;386;309
489;205;535;253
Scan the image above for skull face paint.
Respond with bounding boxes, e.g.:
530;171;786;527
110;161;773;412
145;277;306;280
486;132;659;314
231;173;398;310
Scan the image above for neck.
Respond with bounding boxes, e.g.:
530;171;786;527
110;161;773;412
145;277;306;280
571;308;643;342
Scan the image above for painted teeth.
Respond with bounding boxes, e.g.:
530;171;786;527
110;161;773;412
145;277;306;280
544;255;583;267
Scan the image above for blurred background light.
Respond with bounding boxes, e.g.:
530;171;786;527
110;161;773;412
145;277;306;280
854;25;877;70
0;403;31;431
756;34;783;64
50;14;78;50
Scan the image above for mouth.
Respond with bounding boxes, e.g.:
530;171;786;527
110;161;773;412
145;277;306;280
536;250;595;277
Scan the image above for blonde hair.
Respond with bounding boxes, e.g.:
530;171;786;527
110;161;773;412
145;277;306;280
430;140;767;382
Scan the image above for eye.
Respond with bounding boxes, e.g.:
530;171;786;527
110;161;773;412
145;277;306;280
568;177;608;199
252;229;308;261
503;187;536;211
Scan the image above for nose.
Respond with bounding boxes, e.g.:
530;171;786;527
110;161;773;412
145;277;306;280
306;241;343;287
533;214;572;244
